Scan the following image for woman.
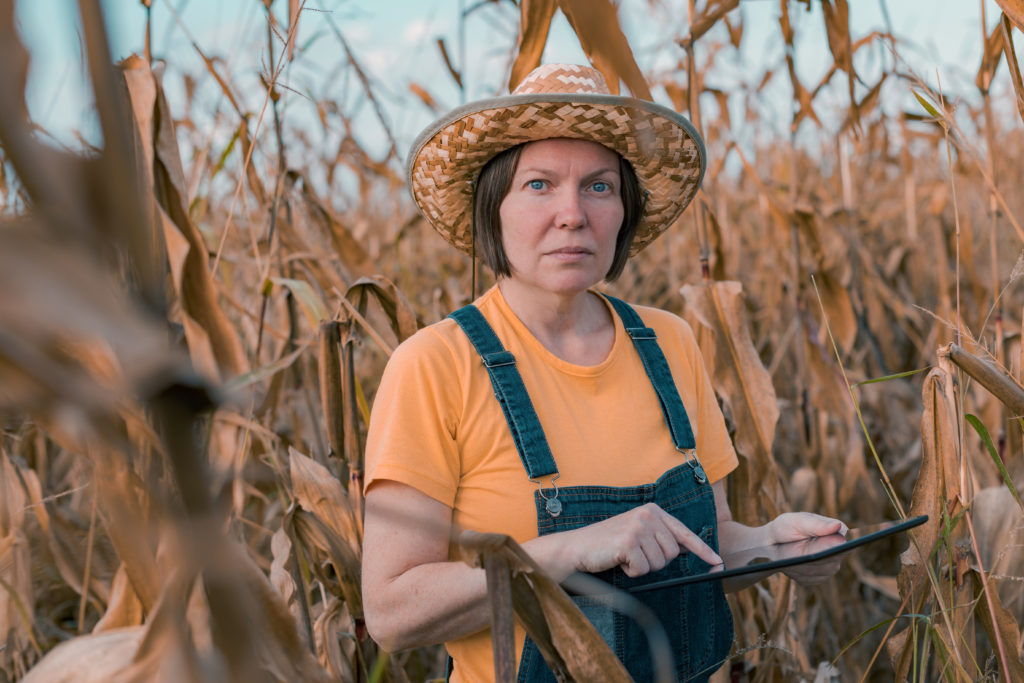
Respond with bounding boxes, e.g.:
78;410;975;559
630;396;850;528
362;64;845;682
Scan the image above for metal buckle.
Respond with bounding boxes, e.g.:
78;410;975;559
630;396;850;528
676;446;707;484
532;473;562;517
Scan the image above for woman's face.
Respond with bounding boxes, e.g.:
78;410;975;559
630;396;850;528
498;138;624;298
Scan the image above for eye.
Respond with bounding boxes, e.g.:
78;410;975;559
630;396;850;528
527;179;546;191
590;181;612;193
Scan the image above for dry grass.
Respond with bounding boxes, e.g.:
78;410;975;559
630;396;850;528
2;0;1024;681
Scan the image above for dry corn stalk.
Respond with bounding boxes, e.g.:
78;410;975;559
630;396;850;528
460;530;636;683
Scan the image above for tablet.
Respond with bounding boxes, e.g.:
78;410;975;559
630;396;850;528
622;514;928;593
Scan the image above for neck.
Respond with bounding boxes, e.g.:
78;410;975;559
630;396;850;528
497;279;614;364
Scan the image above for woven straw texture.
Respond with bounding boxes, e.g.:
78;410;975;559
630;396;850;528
407;64;705;256
512;63;610;94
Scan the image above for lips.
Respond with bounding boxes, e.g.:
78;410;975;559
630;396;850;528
547;246;593;255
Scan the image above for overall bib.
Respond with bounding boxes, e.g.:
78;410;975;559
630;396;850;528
449;296;734;682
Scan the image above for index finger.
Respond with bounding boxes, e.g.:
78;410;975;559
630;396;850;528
663;513;722;566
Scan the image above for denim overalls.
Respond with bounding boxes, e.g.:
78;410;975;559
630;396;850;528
449;296;734;682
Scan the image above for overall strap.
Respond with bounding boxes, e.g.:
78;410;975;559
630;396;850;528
603;295;698;451
448;306;559;480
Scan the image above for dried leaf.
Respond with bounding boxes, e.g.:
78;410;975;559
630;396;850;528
971;569;1024;681
786;58;820;130
120;576;205;683
977;21;1005;93
326;16;399;159
557;0;652;99
312;598;357;682
91;453;162;613
288;448;363;615
894;360;965;683
290;169;380;281
841;74;887;135
319;321;346;460
20;628;146;683
681;281;783;522
271;277;331;328
202;540;333;682
820;0;856;115
510;0;557;91
0;450;38;673
848;557;899;601
409;82;441;113
289;509;363;618
1002;13;1024;125
778;2;820;130
93;564;145;632
290;448;360;546
436;38;463;89
685;0;740;44
120;56;250;381
270;528;299;619
972;486;1024;616
347;275;420;344
815;269;857;355
995;0;1024;32
460;531;633;682
723;12;743;48
287;0;300;61
0;227;184;420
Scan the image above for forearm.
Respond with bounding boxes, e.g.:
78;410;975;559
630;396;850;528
366;531;576;650
366;560;491;651
717;519;774;555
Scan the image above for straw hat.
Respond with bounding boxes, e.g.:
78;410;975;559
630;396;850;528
406;63;706;256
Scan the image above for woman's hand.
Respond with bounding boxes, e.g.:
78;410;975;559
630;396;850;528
766;512;848;586
765;512;848;545
528;503;721;582
714;481;848;590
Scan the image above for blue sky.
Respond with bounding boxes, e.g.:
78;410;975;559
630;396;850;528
13;0;1017;160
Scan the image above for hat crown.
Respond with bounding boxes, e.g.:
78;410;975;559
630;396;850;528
511;63;611;96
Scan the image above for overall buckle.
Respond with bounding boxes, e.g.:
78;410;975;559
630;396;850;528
531;473;562;517
676;447;707;484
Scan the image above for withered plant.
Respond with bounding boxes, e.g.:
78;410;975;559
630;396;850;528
2;1;1024;681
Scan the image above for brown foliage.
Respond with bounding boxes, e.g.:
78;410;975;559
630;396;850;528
4;1;1024;681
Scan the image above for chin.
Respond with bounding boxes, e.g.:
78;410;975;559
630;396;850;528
547;277;604;295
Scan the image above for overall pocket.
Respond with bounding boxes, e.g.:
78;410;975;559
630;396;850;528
678;525;733;681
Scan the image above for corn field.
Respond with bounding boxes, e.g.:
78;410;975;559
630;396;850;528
2;0;1024;680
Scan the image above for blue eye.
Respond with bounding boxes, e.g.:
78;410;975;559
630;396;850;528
528;179;545;190
591;181;611;193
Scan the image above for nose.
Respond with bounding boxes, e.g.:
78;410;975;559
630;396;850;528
554;188;586;230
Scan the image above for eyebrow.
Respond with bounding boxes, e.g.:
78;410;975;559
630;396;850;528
515;166;620;178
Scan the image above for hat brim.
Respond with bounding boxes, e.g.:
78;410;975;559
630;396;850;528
407;92;706;256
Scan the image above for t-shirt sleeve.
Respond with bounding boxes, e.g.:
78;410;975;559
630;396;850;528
363;327;462;507
666;314;739;484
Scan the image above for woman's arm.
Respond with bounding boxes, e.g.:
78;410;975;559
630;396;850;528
363;479;725;650
362;480;491;651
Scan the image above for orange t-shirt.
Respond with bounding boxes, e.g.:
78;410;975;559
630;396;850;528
365;285;738;682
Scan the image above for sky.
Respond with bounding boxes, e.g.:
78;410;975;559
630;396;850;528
11;0;1018;170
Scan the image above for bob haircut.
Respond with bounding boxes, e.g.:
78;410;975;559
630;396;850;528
472;142;644;282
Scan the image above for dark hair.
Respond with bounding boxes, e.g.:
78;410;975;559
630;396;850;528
472;142;643;282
